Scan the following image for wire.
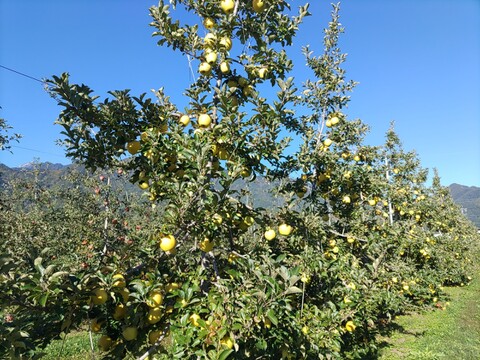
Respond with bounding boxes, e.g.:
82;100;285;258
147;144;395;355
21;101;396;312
0;65;45;84
9;145;65;158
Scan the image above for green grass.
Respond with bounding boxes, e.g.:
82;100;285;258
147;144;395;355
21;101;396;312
38;330;98;360
377;272;480;360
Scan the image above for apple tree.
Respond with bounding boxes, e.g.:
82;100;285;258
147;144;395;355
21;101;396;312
1;1;479;359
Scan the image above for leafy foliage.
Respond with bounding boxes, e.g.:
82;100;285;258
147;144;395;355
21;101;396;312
0;118;21;152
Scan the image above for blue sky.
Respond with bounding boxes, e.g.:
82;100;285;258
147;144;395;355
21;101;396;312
1;0;479;186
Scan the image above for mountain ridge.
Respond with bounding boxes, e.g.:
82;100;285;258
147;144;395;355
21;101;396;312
1;162;479;227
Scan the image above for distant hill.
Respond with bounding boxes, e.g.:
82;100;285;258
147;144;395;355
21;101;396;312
449;183;480;228
1;162;479;227
0;162;280;209
0;162;84;189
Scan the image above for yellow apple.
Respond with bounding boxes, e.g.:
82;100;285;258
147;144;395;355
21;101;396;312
220;61;230;74
345;320;356;332
244;216;255;226
342;195;351;204
237;76;248;87
212;213;223;225
179;114;190;126
219;36;232;51
97;335;112;351
91;288;108;305
330;116;340;125
112;274;126;288
165;282;181;293
217;147;229;160
199;238;214;252
138;180;149;190
220;0;235;14
243;85;254;96
264;229;276;241
147;307;162;324
198;113;212;127
257;67;268;78
240;166;251;177
203;17;215;29
189;313;201;327
203;33;216;47
146;290;164;308
252;0;265;12
126;141;141;155
113;303;126;320
323;138;333;147
199;62;212;76
149;330;163;344
278;223;293;236
160;234;176;252
122;327;138;341
205;51;218;64
296;186;307;198
221;336;234;349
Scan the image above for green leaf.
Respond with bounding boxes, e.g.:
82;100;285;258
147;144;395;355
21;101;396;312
38;292;48;307
218;349;234;360
44;264;56;276
266;309;278;326
34;257;44;275
285;286;303;295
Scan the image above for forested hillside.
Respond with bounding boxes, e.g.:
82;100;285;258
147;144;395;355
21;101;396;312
449;183;480;228
1;163;479;228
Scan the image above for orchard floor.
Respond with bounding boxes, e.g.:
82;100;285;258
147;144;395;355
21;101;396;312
41;271;480;359
377;269;480;360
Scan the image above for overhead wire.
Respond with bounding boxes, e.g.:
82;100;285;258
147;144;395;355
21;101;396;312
9;145;65;158
0;64;45;84
0;65;66;160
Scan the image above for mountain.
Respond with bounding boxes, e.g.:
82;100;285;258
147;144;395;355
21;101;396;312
0;162;281;209
16;161;66;171
1;162;479;227
449;183;480;228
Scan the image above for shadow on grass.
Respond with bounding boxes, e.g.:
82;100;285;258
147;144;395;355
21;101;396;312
361;316;428;359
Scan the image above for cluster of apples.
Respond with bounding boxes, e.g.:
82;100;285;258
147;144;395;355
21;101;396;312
198;9;233;78
199;0;268;81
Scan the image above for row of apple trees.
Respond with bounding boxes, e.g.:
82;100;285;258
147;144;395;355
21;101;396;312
1;1;479;359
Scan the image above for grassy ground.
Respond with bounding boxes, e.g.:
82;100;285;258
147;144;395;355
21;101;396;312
377;273;480;360
39;331;97;360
